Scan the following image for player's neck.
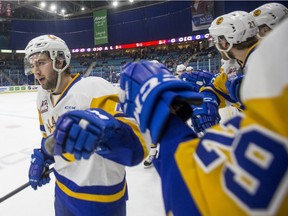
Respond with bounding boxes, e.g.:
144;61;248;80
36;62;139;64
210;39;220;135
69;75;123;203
232;48;249;64
53;75;73;95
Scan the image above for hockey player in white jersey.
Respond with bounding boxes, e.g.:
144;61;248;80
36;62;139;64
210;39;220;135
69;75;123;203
191;11;258;133
118;18;288;215
250;2;288;38
24;35;149;216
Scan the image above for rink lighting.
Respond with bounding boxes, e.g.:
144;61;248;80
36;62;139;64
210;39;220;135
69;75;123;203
112;1;118;7
40;2;46;9
50;4;56;12
16;50;25;53
1;49;12;53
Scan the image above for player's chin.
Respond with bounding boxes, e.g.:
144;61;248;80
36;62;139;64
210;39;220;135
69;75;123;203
40;81;50;90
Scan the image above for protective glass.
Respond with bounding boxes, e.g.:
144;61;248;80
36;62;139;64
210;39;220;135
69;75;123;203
24;52;52;75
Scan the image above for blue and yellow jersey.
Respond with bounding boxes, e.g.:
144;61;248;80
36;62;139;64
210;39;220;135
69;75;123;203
158;113;287;216
36;73;149;215
155;20;288;216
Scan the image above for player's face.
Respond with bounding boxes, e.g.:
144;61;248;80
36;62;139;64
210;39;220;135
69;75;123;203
216;36;230;51
258;24;271;37
29;53;58;90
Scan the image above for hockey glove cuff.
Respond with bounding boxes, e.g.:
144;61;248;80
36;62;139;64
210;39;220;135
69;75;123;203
226;75;244;102
28;148;53;190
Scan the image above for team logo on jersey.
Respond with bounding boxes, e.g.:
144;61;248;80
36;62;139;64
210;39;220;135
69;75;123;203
40;100;48;113
253;9;261;17
216;17;223;25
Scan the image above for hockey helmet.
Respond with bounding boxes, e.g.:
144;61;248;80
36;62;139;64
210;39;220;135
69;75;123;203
209;11;258;52
251;3;288;30
24;34;71;76
176;64;186;73
186;66;194;72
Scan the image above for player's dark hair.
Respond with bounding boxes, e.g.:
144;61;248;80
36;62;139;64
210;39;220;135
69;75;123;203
233;36;258;50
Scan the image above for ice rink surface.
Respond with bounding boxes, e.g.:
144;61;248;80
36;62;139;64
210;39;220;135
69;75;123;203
0;92;165;216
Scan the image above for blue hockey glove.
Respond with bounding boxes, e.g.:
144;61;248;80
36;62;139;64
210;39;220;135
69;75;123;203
119;60;203;143
191;91;220;133
28;149;53;190
180;70;214;92
225;75;244;102
119;60;171;118
54;108;121;160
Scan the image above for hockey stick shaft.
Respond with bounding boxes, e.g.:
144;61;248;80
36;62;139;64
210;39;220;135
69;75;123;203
83;61;97;78
83;53;98;78
0;168;53;203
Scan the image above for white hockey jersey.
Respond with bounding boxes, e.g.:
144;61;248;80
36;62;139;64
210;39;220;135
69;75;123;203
36;73;149;215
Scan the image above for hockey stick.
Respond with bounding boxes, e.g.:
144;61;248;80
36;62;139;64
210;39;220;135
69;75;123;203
83;61;97;77
0;168;53;203
82;53;98;78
